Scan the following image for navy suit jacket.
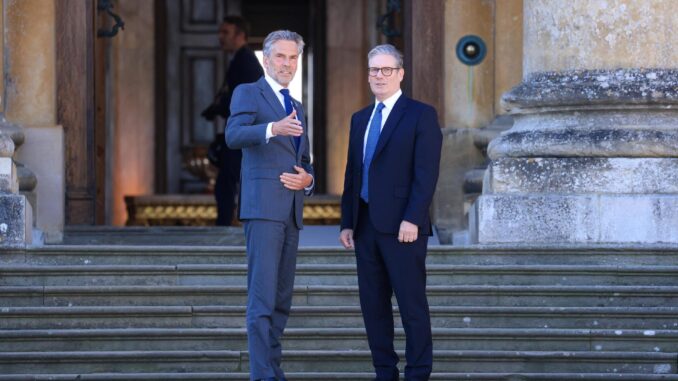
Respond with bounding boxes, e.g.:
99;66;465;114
340;95;442;235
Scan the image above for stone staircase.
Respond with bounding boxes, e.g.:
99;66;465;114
1;243;677;380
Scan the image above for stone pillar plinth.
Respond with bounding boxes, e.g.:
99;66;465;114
470;0;678;244
0;129;32;247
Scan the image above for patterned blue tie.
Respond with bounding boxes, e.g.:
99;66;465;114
279;88;300;150
361;102;385;202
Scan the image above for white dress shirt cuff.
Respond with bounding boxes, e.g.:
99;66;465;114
265;122;275;142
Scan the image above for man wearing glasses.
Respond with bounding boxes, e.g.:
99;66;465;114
339;44;442;381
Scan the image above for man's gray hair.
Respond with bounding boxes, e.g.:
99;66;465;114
263;30;305;57
368;44;404;67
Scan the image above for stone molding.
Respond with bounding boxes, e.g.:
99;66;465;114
489;123;678;159
502;69;678;114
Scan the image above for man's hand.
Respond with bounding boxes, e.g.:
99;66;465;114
280;165;313;190
339;229;354;249
398;220;418;243
271;110;303;137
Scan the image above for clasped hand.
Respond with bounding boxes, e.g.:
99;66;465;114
272;110;303;137
280;165;312;191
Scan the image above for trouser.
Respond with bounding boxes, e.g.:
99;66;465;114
354;200;432;381
243;209;299;381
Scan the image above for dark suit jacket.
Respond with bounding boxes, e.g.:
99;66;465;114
226;77;314;229
205;46;264;120
340;95;442;235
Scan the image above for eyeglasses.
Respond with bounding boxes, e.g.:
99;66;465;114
368;67;401;77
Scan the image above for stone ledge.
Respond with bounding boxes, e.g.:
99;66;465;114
471;194;678;244
503;68;678;113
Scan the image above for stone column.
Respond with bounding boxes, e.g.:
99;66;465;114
471;0;678;244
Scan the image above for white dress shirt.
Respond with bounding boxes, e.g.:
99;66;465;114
363;89;402;159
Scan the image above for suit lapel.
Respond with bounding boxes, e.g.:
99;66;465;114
373;95;408;160
354;107;373;164
258;78;287;121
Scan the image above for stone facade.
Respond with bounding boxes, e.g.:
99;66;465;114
471;0;678;244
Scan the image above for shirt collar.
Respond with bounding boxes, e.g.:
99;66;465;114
264;72;286;95
375;89;402;111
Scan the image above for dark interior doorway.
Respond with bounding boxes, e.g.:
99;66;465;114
155;0;327;195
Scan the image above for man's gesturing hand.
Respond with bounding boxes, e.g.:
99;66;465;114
280;165;313;190
271;109;303;137
339;229;354;249
398;220;418;243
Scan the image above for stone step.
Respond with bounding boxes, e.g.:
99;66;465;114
0;351;241;374
7;245;678;266
3;305;676;330
2;285;676;307
243;350;677;374
0;372;678;381
1;328;676;353
0;350;674;374
60;226;246;246
2;264;677;287
0;374;677;381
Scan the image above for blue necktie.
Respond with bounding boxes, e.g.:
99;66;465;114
361;102;385;202
279;89;300;150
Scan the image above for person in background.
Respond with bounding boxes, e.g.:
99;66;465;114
202;15;263;226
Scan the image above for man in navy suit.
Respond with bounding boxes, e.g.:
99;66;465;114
227;30;313;381
339;44;442;381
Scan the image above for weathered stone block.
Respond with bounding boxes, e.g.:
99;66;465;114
0;157;18;193
0;194;32;247
489;157;678;194
471;194;678;244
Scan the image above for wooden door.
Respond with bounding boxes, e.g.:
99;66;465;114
157;0;234;194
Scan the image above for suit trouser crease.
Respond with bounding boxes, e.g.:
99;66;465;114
244;210;298;381
355;202;433;381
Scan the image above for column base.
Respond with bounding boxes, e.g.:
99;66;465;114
0;193;33;247
471;194;678;244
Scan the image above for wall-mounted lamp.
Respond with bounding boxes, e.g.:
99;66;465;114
456;35;486;66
